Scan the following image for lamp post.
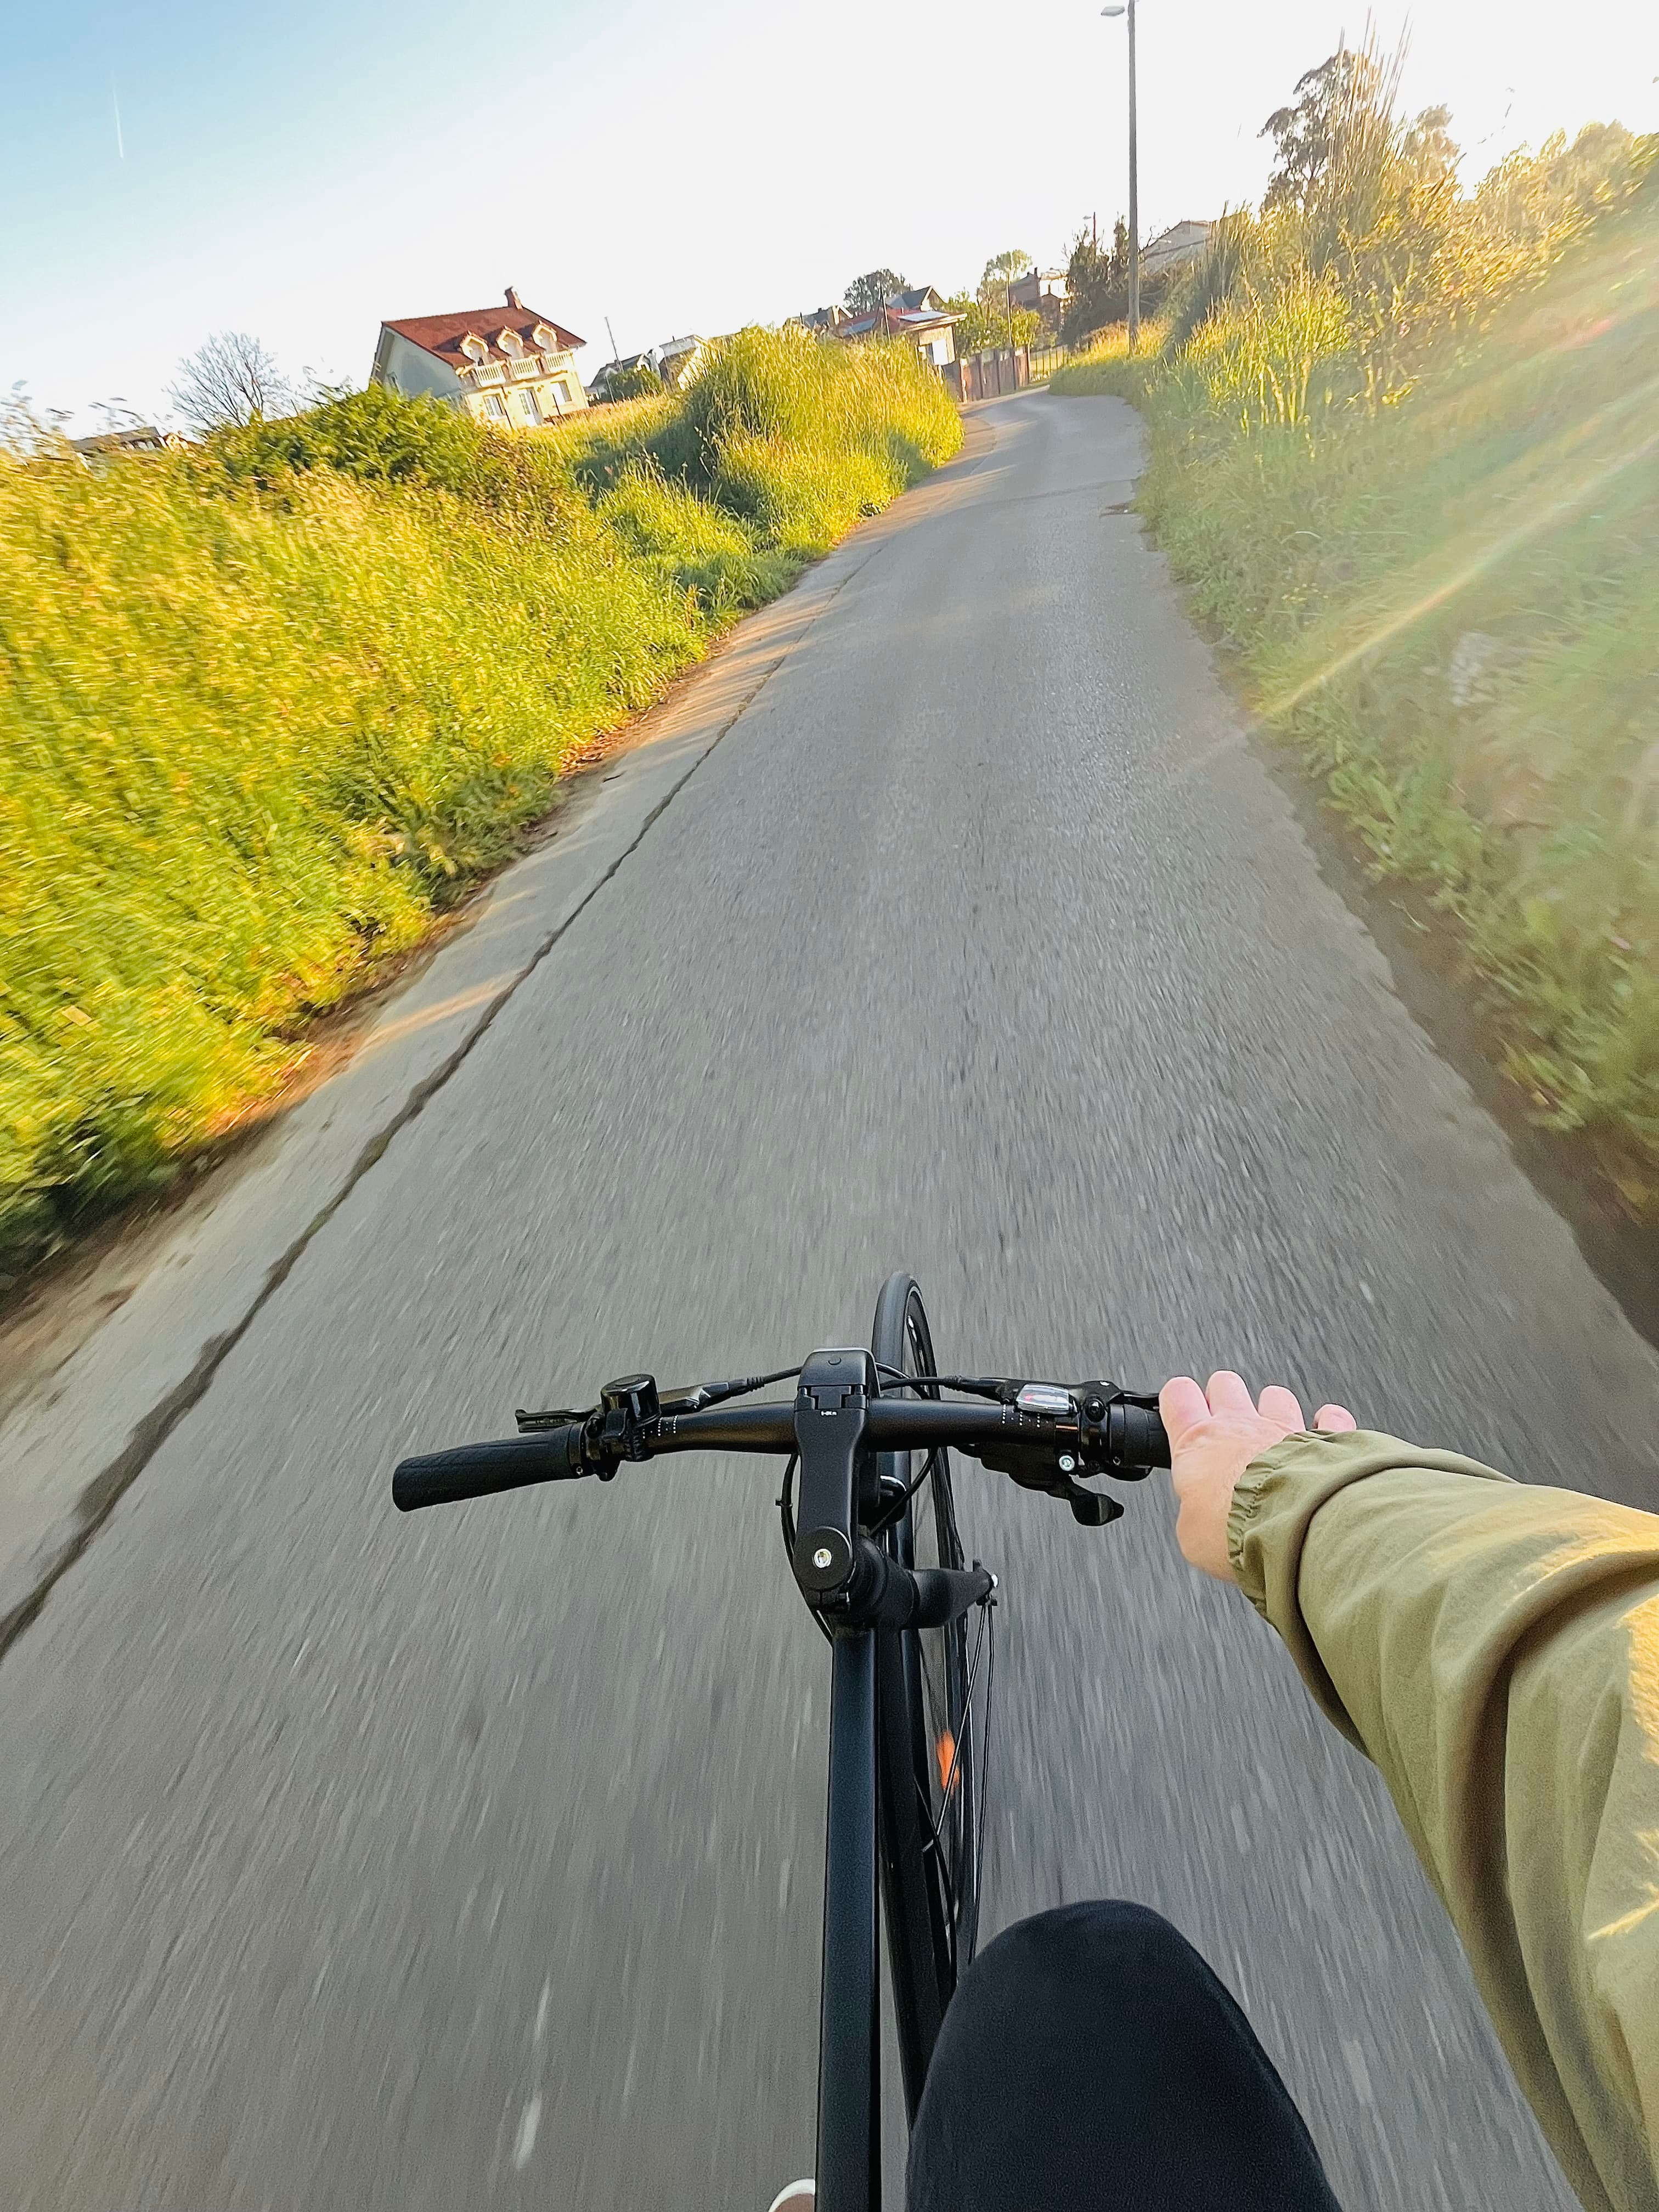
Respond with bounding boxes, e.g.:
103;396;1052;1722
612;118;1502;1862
1099;1;1139;355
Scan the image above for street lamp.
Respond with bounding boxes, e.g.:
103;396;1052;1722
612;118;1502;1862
1099;2;1139;356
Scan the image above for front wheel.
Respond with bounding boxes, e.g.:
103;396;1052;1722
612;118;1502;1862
870;1272;981;2120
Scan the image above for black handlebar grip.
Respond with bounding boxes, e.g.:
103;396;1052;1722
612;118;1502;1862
1111;1402;1171;1472
392;1426;585;1512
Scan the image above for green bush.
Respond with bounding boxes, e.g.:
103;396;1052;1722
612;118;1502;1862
599;363;664;402
215;381;586;529
660;325;960;516
2;331;962;1269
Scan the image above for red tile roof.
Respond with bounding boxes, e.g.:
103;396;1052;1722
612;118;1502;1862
382;299;584;366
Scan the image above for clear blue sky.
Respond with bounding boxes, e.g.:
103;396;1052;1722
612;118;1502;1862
5;0;1656;432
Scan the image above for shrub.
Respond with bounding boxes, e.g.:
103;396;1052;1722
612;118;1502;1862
599;363;664;403
213;382;586;531
661;325;961;503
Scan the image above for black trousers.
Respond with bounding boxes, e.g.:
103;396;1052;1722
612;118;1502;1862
907;1902;1344;2210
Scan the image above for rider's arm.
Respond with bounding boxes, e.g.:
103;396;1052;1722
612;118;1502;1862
1161;1373;1659;2212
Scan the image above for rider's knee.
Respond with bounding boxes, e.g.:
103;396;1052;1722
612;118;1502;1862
963;1898;1199;2015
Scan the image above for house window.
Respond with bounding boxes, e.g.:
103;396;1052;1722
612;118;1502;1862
520;388;542;424
484;393;508;420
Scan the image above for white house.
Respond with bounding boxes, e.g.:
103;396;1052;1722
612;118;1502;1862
1141;222;1216;281
653;334;708;392
70;424;186;467
370;288;588;426
588;334;711;401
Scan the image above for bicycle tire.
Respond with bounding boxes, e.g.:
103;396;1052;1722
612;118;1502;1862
870;1272;980;2120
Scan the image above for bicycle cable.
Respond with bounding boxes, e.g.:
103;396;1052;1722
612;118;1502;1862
970;1597;996;1967
678;1364;801;1408
873;1364;1012;1404
778;1456;833;1645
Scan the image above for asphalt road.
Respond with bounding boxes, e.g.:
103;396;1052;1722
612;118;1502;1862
4;392;1657;2212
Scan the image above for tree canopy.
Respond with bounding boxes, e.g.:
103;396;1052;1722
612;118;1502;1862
945;294;1041;354
1261;47;1384;213
980;249;1032;291
1060;218;1132;347
843;269;908;317
170;332;297;433
1260;42;1461;218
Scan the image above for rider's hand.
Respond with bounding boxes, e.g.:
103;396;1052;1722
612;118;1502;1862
1159;1372;1356;1582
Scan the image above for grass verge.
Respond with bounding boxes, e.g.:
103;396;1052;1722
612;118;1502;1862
1047;322;1167;397
1053;121;1658;1219
2;331;960;1273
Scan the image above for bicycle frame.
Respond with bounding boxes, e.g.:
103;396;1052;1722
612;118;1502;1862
819;1629;883;2212
391;1327;1170;2208
791;1346;983;2212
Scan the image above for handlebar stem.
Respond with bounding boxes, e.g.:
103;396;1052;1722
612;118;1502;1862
792;1350;878;1609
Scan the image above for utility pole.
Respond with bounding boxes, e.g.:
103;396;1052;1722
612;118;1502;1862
1126;0;1139;353
1100;1;1141;356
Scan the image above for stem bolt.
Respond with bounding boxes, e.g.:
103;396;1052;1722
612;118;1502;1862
1058;1453;1077;1474
812;1547;834;1570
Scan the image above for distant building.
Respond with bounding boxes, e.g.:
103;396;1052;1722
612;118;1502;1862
586;334;709;403
886;286;949;315
837;301;960;367
1141;221;1216;281
1007;268;1068;332
70;424;184;466
370;287;587;426
653;334;709;392
792;285;960;369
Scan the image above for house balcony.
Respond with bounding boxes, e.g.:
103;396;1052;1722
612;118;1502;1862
462;353;568;387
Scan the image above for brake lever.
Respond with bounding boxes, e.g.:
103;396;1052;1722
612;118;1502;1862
515;1405;593;1433
516;1374;662;1468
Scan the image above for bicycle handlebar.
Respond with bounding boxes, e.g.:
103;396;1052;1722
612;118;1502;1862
392;1389;1169;1515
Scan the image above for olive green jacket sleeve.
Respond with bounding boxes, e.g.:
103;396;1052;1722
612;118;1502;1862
1228;1431;1659;2212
